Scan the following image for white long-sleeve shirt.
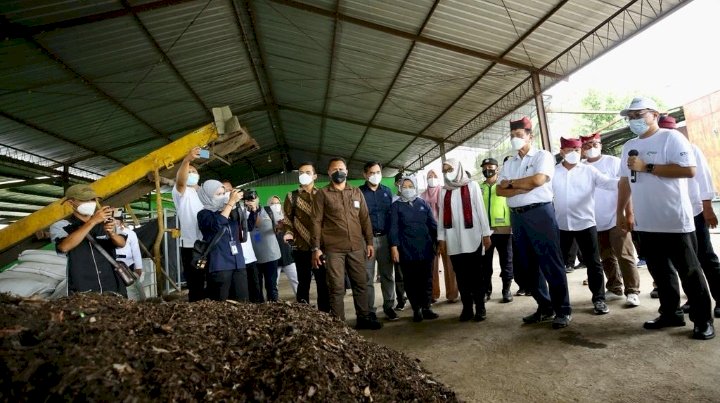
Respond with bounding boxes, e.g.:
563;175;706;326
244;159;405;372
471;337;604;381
437;181;492;256
689;143;716;216
116;227;143;270
553;163;618;231
584;155;622;232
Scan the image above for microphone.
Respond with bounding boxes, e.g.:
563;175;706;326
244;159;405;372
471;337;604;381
628;149;639;183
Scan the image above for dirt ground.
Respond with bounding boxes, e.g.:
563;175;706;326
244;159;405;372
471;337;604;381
280;233;720;403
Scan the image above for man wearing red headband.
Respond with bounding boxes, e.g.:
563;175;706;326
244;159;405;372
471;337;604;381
581;132;641;307
553;137;618;315
497;116;572;329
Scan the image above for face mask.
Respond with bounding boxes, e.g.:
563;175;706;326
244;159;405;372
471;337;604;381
564;151;581;165
444;169;458;183
482;169;496;178
401;188;417;200
368;173;382;186
628;118;650;136
187;172;200;186
76;201;96;216
299;173;313;186
331;171;347;184
213;193;229;210
511;137;527;151
270;204;283;216
427;178;439;188
585;147;601;159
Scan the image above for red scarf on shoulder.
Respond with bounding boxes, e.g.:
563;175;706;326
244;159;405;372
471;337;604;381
443;185;473;229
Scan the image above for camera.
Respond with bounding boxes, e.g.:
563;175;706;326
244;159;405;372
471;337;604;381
113;207;124;219
240;188;258;201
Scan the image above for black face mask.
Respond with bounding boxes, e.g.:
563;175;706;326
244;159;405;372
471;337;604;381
331;171;347;184
482;169;496;178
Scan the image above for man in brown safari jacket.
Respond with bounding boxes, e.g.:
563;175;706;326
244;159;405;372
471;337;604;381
312;157;382;330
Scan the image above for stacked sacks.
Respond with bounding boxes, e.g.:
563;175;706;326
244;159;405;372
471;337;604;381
0;250;67;299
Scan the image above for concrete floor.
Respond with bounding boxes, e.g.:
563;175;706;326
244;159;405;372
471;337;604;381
277;234;720;402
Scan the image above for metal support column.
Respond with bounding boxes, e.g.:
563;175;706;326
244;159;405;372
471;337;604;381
531;72;551;151
439;142;447;164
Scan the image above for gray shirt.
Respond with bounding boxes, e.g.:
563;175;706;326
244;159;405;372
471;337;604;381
250;209;281;264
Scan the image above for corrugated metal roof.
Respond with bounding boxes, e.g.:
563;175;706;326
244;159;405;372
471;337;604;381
0;0;688;225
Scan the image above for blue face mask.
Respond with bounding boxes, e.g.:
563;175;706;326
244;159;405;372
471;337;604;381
628;118;649;136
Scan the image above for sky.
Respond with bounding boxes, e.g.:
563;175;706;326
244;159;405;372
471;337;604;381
414;0;720;187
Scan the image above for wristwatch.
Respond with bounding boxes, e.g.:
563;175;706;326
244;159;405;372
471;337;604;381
645;163;655;173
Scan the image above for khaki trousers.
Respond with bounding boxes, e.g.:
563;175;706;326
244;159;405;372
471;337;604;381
598;226;640;295
326;249;369;321
431;249;458;301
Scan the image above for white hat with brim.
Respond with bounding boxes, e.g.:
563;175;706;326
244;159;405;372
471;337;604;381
620;97;659;116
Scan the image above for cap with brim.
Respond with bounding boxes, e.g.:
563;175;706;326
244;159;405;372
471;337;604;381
481;158;498;167
620;97;659;116
64;184;98;201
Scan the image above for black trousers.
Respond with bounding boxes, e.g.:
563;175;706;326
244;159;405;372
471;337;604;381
482;233;514;294
638;231;712;323
181;247;206;302
400;259;433;312
449;245;487;312
560;227;605;303
693;213;720;304
245;262;263;303
208;268;248;301
394;263;406;305
294;249;330;312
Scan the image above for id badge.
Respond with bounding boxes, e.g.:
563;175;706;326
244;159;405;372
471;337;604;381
229;241;238;255
353;200;360;209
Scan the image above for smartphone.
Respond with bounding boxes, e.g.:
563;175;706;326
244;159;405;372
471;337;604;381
198;149;210;159
113;207;124;219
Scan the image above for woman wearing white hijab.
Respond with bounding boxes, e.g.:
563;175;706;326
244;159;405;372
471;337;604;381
437;159;492;322
268;195;299;295
196;180;248;301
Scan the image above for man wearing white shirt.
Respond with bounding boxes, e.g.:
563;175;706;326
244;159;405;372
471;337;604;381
618;97;713;340
553;137;618;315
497;117;572;329
172;147;205;302
581;132;641;307
658;115;720;318
115;217;144;300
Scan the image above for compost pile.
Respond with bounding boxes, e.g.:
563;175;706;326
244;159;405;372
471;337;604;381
0;294;458;402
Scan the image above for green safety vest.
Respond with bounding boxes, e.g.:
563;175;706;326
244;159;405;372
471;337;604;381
480;181;511;228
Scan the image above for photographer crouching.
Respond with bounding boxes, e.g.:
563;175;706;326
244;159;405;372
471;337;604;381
49;184;128;297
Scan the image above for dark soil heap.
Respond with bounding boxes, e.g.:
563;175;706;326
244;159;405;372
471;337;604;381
0;294;458;402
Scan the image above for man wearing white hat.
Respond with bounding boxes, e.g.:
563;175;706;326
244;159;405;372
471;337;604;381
618;97;714;340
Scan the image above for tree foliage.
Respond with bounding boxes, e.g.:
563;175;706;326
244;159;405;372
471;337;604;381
572;90;667;136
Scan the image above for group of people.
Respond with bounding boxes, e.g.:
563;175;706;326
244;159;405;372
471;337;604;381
51;96;719;340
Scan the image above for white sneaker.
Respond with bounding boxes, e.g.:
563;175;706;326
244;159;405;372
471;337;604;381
626;293;640;307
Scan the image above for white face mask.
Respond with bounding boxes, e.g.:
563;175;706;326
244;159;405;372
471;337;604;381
187;172;200;186
444;168;459;183
76;201;96;216
270;204;283;220
585;147;601;159
213;193;229;210
564;151;581;165
427;178;439;188
368;173;382;186
299;173;313;186
511;137;527;151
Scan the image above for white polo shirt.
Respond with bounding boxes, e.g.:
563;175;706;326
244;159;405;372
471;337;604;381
497;147;556;208
688;143;716;216
553;163;618;231
171;185;203;248
620;128;696;233
584;155;622;232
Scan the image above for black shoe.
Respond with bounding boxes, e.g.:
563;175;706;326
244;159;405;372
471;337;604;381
564;265;574;273
413;310;424;323
692;321;715;340
522;310;555;324
394;299;406;311
714;305;720;319
459;308;474;322
516;288;526;296
355;316;383;330
485;292;491;302
643;315;686;330
383;307;399;321
422;308;439;320
368;312;378;321
502;288;513;303
593;300;610;315
650;288;659;299
552;315;572;329
681;301;690;314
473;308;487;322
524;290;533;296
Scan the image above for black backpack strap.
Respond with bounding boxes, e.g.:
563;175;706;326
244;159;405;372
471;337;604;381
199;226;227;261
263;206;277;232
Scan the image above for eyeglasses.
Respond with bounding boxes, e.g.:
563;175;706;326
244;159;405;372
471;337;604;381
624;110;650;120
